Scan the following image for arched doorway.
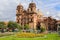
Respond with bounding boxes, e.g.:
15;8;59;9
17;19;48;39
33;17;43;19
36;22;41;33
36;22;41;30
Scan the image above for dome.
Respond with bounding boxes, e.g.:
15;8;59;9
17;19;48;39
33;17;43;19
16;4;23;10
17;4;23;7
29;2;36;8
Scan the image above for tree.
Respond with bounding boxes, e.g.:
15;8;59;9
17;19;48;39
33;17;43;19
0;22;6;33
17;24;22;30
8;21;18;28
24;24;29;30
0;22;6;28
7;21;21;32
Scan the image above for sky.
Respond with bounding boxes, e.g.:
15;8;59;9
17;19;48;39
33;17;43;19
0;0;60;21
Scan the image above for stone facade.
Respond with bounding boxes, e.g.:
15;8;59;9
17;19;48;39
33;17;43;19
16;2;58;31
16;2;43;30
42;17;57;31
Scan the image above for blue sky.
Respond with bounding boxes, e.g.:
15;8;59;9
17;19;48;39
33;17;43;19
0;0;60;21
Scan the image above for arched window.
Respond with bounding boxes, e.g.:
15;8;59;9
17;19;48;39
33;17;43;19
29;18;33;22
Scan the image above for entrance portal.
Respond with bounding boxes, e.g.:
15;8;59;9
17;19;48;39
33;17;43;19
36;22;41;33
36;22;41;30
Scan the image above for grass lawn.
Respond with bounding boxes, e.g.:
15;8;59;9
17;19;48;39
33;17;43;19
0;33;60;40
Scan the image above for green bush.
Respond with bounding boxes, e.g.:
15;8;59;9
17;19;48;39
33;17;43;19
40;27;46;32
24;24;29;30
0;22;7;29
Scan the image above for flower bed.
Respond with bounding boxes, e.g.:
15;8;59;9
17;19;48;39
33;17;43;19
16;32;45;38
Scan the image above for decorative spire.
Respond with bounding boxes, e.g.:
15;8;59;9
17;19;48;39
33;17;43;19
29;0;36;8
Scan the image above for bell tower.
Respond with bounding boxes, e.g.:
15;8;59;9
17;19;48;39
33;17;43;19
16;3;23;14
27;0;37;30
16;4;23;24
28;0;36;12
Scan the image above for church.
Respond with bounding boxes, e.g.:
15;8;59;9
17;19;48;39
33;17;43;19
16;1;58;31
16;2;43;30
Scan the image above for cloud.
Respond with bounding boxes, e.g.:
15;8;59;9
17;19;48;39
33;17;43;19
0;0;60;21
